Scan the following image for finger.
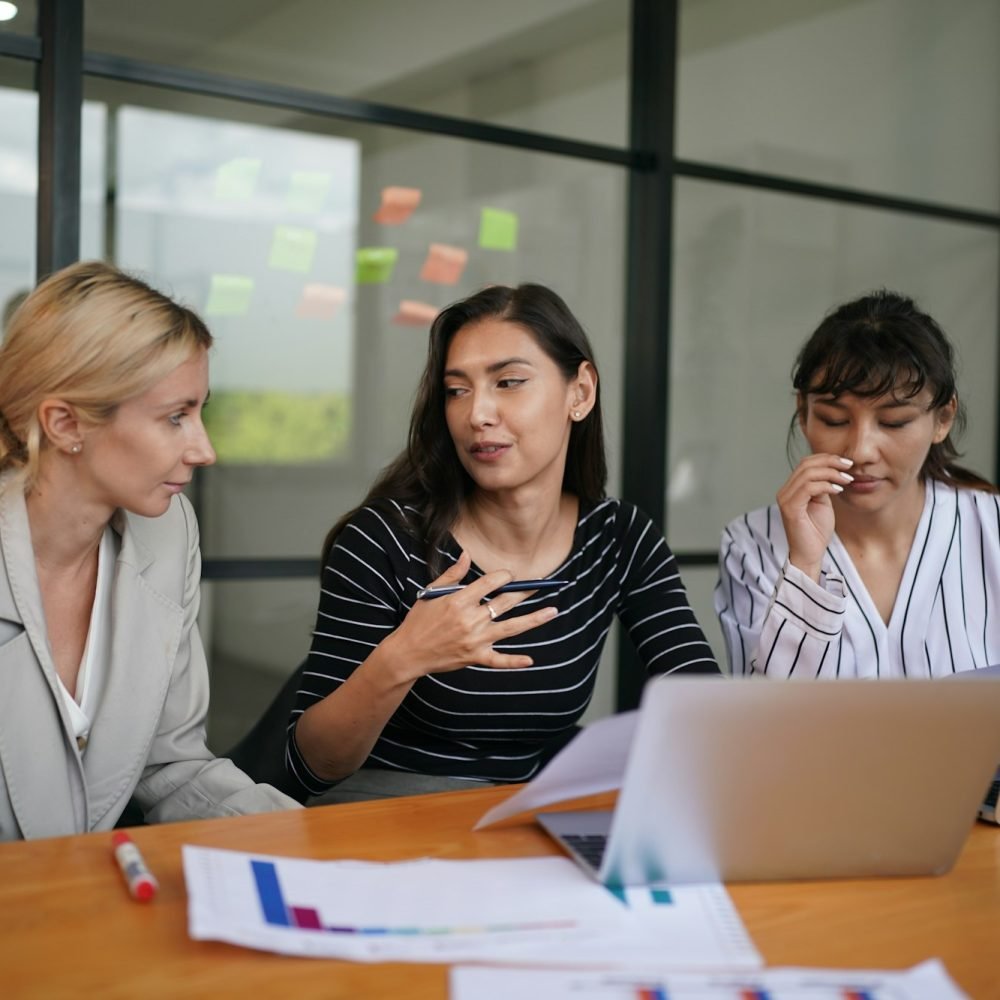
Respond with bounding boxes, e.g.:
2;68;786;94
427;550;471;588
460;568;515;605
479;587;536;617
484;654;535;671
491;606;559;639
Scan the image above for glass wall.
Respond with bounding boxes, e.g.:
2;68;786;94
84;0;631;147
677;0;1000;212
671;0;1000;669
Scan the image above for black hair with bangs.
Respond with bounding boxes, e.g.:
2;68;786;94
790;289;994;492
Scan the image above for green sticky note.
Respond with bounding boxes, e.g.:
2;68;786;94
478;207;519;251
268;226;318;273
355;247;399;285
214;158;261;200
204;275;254;317
286;171;332;213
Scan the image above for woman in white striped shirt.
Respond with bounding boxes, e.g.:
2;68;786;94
287;284;717;799
716;289;1000;678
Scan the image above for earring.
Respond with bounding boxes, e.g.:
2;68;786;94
572;411;582;420
70;443;81;454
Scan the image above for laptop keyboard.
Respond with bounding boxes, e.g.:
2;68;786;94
563;833;607;868
986;780;1000;809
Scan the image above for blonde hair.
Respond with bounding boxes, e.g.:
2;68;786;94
0;260;213;490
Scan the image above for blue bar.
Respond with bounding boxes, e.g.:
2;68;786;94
650;888;673;905
251;860;291;926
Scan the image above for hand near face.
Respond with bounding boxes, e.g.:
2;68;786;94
393;551;559;679
776;454;854;581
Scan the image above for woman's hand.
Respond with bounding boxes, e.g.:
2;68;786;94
386;551;559;681
776;454;854;581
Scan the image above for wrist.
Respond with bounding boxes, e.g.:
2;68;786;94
786;551;823;583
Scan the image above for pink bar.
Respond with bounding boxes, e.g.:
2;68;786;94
291;906;323;930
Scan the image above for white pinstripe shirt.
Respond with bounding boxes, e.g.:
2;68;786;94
715;479;1000;678
287;497;718;794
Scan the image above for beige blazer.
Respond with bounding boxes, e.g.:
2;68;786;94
0;470;299;841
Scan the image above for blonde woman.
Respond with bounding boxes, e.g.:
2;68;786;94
0;260;299;841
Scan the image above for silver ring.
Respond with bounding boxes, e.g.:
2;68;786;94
485;602;498;621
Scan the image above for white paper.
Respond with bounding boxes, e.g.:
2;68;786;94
474;710;636;829
450;958;968;1000
183;845;760;969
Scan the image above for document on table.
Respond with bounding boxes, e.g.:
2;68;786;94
474;709;637;829
183;846;760;969
450;959;968;1000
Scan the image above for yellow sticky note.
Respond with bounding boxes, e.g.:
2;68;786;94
372;186;422;225
392;300;439;327
214;158;261;201
478;207;519;251
205;275;254;317
286;171;332;213
296;284;346;320
268;226;318;273
419;243;468;285
355;247;399;285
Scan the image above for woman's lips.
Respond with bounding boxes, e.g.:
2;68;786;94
846;476;881;494
470;443;511;463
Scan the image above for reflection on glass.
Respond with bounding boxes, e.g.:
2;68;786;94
678;0;1000;213
116;107;360;464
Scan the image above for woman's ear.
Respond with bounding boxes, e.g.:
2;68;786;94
37;399;83;454
569;361;598;421
932;395;958;444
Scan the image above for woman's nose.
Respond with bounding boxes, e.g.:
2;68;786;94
187;421;217;467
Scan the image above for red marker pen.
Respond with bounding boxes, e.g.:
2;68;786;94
111;831;158;902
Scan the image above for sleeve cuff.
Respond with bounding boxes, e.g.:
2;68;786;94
766;560;847;641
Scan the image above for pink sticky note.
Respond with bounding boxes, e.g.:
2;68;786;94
392;300;439;327
419;243;468;285
296;284;346;320
373;186;422;225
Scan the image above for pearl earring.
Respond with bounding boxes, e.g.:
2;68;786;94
71;443;81;454
572;411;582;420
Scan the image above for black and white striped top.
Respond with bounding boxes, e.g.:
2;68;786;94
715;479;1000;678
286;497;718;793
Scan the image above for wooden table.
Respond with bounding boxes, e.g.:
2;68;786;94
1;785;998;999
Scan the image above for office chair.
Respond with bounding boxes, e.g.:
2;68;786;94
225;658;311;803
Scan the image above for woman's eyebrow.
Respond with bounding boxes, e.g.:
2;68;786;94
444;357;535;378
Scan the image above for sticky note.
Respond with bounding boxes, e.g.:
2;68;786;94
214;158;261;201
419;243;468;285
296;284;346;320
204;275;254;317
478;207;519;251
355;247;399;284
392;300;439;327
268;226;318;273
372;186;422;225
286;171;332;213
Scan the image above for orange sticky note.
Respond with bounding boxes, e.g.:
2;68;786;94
296;284;346;320
392;300;439;327
419;243;468;285
373;186;422;225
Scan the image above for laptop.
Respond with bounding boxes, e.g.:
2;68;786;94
945;664;1000;824
537;675;1000;886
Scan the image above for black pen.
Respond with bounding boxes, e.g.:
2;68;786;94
416;579;568;600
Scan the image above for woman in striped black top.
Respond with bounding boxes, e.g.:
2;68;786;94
716;290;1000;678
287;284;717;798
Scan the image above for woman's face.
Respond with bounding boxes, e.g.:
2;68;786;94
442;318;592;500
77;348;216;518
799;385;956;515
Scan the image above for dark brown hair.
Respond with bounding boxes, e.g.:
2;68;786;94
790;289;994;492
